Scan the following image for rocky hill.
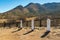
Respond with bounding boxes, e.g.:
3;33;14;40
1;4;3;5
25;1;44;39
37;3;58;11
0;2;60;19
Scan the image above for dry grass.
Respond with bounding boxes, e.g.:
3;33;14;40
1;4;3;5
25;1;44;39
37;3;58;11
0;19;8;23
0;27;60;40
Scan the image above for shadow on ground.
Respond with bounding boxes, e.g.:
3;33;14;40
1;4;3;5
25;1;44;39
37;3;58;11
12;28;22;33
23;29;34;35
41;31;50;38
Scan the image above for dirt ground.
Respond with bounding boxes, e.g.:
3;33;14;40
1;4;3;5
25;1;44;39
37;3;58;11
0;27;60;40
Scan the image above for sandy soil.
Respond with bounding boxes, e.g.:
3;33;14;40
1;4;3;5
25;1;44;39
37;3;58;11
0;27;60;40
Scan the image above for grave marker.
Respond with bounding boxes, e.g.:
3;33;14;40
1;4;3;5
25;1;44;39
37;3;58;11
47;18;51;31
20;20;23;28
31;19;34;30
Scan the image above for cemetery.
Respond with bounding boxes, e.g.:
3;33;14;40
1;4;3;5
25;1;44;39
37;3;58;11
0;16;60;40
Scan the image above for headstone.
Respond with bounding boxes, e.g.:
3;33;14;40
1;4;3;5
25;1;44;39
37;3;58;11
47;18;51;31
20;20;23;28
31;19;34;30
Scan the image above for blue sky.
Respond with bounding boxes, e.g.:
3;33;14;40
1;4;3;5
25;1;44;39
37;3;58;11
0;0;60;13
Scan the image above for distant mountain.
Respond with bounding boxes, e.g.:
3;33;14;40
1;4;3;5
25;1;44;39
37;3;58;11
0;2;60;19
43;3;60;11
43;2;60;15
25;3;48;15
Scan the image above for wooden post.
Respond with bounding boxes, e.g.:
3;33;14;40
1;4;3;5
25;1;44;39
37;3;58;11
47;18;51;31
26;21;28;27
39;19;42;27
4;22;6;27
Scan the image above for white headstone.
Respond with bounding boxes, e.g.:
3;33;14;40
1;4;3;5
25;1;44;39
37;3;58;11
31;19;34;30
20;20;23;28
47;18;51;31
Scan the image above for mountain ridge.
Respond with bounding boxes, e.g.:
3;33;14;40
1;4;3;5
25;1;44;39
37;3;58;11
0;2;60;19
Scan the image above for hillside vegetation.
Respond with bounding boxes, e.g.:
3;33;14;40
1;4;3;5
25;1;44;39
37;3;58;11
0;2;60;19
